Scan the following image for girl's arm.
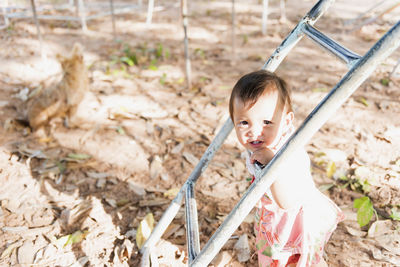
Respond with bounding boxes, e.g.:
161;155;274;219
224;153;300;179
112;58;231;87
270;149;316;210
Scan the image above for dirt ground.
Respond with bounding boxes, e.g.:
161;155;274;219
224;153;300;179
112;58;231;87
1;0;400;266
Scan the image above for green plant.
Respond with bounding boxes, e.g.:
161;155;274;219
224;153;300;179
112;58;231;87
339;174;371;193
159;73;167;85
354;196;377;227
380;78;390;86
390;207;400;221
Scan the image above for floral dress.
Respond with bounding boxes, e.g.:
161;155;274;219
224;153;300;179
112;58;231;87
246;150;344;267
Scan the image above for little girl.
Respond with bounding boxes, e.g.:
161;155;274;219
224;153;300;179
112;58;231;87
229;70;344;267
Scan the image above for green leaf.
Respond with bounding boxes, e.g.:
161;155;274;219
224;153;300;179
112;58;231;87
326;161;336;178
159;73;167;85
66;230;86;245
361;180;371;193
116;126;125;135
120;56;134;66
353;196;374;227
164;49;170;60
390;208;400;221
67;153;91;160
356;97;369;107
380;78;389;86
54;234;70;249
56;161;66;173
318;183;334;192
156;43;163;59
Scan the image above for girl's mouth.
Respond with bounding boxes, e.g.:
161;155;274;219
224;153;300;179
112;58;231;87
249;140;264;148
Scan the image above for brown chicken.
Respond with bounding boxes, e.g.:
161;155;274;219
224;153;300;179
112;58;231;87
27;43;88;130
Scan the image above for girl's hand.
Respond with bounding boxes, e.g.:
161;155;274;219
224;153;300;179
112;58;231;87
250;147;275;166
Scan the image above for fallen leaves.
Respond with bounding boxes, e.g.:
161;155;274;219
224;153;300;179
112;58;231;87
136;213;155;249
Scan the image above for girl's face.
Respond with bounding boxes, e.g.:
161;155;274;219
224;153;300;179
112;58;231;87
232;89;293;152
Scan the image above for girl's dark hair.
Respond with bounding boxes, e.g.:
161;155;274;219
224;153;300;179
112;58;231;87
229;70;292;121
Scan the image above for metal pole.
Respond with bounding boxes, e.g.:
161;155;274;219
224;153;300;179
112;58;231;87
181;0;191;89
185;182;200;264
140;118;233;258
302;24;360;68
109;0;116;37
2;0;9;28
29;0;45;58
146;0;154;24
191;20;400;267
263;0;335;71
344;0;387;26
280;0;286;22
261;0;268;35
77;0;87;32
231;0;236;63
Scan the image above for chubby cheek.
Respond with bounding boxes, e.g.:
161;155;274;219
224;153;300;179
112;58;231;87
263;128;280;146
234;128;247;147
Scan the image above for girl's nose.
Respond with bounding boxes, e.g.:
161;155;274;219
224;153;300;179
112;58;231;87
249;125;262;138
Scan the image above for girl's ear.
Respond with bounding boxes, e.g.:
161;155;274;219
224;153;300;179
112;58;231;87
284;111;294;130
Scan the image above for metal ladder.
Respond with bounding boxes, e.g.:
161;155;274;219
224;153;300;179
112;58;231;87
140;0;400;266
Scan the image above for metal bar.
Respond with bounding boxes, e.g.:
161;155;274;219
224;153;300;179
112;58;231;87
280;0;286;22
344;0;387;26
185;182;200;264
231;0;236;63
302;23;361;68
146;0;154;24
181;0;191;89
263;0;335;71
351;1;400;32
140;247;150;267
109;0;116;37
261;0;268;35
140;118;233;255
6;6;139;21
141;184;185;256
29;0;45;59
77;0;87;31
2;0;9;28
191;20;400;267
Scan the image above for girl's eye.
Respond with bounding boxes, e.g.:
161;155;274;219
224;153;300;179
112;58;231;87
263;120;272;125
239;121;248;126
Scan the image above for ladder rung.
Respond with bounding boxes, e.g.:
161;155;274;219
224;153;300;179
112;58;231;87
302;23;361;68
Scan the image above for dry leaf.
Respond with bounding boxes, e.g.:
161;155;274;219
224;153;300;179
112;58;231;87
150;155;163;179
163;188;180;198
136;213;155;249
67;153;91;160
171;142;184;154
17;240;36;264
139;198;169;207
1;240;23;260
234;234;250;262
375;234;400;255
182;152;199;166
368;220;392;238
344;224;367;237
326;161;336;178
163;224;181;239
